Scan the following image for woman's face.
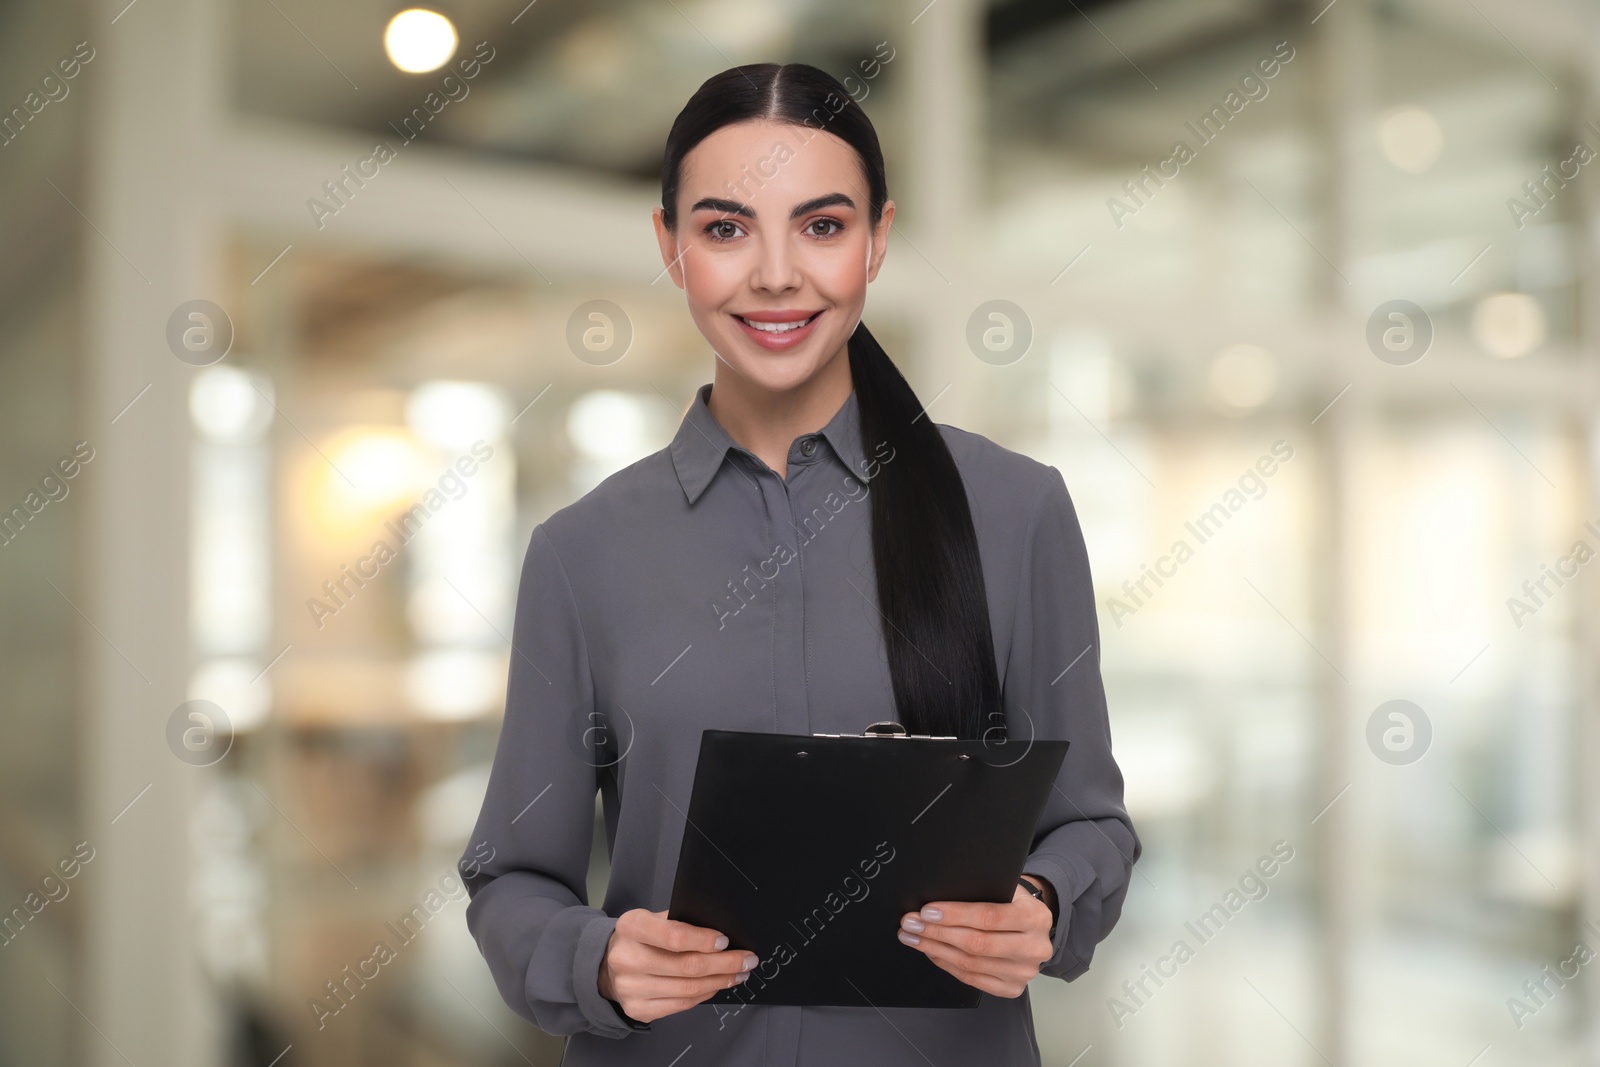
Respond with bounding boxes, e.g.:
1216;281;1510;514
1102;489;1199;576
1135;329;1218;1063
653;119;894;395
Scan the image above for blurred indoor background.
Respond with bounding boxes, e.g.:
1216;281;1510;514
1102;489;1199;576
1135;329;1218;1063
2;0;1597;1064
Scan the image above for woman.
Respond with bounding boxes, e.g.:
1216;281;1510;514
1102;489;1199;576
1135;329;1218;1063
460;62;1138;1065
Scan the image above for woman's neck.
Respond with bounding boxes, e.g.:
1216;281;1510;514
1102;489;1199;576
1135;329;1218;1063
706;353;854;481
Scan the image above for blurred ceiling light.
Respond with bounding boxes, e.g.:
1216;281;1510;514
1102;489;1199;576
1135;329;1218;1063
1472;292;1546;358
1377;105;1444;174
384;8;458;74
191;366;274;444
309;428;433;541
1207;344;1277;412
407;380;510;450
568;390;652;461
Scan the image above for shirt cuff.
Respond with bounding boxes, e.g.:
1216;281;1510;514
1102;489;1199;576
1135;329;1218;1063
571;913;651;1036
1023;850;1096;970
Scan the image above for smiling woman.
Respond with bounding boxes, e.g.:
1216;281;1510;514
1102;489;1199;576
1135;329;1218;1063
653;119;894;439
459;61;1138;1067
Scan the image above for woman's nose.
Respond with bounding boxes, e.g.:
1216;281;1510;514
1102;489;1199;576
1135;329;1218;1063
750;238;801;292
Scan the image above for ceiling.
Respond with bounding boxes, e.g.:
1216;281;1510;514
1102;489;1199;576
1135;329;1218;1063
238;0;913;177
231;0;1146;178
233;0;1580;181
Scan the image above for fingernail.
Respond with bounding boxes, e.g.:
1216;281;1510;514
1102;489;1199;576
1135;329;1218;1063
713;934;729;951
901;916;925;933
898;929;921;946
735;970;751;983
743;954;759;970
920;907;943;923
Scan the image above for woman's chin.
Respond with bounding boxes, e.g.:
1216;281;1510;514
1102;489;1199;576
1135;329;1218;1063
721;346;821;387
733;366;812;396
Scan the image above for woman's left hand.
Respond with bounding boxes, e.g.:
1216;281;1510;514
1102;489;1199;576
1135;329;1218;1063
896;878;1056;998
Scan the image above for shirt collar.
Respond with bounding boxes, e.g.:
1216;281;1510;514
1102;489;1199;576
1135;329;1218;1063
669;382;868;505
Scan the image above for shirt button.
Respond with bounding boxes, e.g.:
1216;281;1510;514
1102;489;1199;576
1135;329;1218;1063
800;438;817;457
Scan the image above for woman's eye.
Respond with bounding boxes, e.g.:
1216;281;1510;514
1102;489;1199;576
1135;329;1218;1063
807;218;843;238
706;220;742;241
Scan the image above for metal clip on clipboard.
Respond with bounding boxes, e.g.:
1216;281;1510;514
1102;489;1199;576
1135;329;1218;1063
810;720;958;740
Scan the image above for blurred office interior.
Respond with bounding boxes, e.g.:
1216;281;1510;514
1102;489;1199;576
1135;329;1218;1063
1;0;1598;1064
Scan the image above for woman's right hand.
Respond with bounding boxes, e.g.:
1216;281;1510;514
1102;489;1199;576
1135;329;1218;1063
597;908;758;1024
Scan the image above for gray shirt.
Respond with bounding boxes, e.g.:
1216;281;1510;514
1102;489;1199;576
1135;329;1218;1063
460;382;1139;1066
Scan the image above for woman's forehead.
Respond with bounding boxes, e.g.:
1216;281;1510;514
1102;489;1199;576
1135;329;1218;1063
678;121;865;210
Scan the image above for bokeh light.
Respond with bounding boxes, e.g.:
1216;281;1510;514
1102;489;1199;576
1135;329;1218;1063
383;8;458;74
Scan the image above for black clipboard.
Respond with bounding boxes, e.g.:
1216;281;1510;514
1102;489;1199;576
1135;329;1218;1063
666;725;1069;1008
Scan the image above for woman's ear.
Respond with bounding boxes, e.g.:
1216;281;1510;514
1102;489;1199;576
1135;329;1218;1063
652;207;687;290
866;199;894;282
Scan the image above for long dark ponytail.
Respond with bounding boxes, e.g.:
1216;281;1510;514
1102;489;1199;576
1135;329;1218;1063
660;63;1002;741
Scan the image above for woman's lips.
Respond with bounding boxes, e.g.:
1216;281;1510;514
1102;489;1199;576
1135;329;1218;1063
731;310;823;351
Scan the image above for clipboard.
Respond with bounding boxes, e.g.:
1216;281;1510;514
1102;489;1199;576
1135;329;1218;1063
665;724;1069;1008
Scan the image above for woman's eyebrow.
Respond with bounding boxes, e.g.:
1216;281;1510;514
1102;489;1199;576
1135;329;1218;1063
689;192;857;220
691;197;754;218
787;193;855;218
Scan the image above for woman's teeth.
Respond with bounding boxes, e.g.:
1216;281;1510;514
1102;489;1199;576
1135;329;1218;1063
739;313;817;333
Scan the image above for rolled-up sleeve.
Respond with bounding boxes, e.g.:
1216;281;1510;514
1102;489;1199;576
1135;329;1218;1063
1010;466;1141;981
458;523;635;1039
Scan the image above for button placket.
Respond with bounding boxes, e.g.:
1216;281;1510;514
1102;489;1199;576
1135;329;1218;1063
772;468;809;1067
768;467;810;740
